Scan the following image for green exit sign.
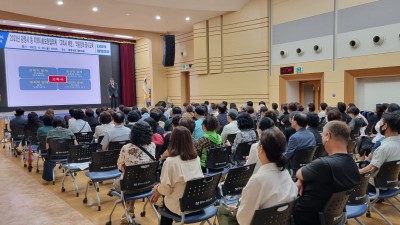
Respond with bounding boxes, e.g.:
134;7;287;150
296;67;303;74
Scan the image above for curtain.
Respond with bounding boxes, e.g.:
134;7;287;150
120;44;136;106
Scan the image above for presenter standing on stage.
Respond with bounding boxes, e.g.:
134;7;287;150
107;77;119;109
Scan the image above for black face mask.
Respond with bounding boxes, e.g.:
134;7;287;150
379;124;386;136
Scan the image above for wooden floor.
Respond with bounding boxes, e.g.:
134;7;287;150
1;142;399;225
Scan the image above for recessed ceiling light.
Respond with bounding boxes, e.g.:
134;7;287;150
19;23;46;29
57;0;63;6
71;29;94;34
57;27;62;30
185;17;190;21
155;15;161;20
92;7;98;12
114;35;134;39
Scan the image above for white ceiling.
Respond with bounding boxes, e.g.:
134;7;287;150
0;0;250;36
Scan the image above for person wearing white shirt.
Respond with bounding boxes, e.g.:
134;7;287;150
246;117;275;174
217;127;298;225
94;111;114;139
68;109;92;133
220;109;240;143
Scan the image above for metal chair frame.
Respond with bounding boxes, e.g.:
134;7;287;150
250;199;296;225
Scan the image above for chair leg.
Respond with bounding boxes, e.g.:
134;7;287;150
370;205;393;225
108;198;121;223
354;217;365;225
151;203;161;225
93;182;101;211
61;168;69;192
52;165;56;185
70;172;79;197
395;196;400;203
83;181;90;204
141;197;149;216
387;199;400;212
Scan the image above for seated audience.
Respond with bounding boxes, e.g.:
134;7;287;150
230;112;257;155
161;115;182;158
193;106;207;141
150;126;204;225
83;108;101;129
139;108;150;121
347;106;367;139
164;107;182;132
246;117;276;173
10;108;27;132
23;112;43;142
64;107;75;127
93;111;114;140
37;114;54;139
217;128;298;225
150;109;165;133
306;112;322;146
101;112;131;151
125;110;140;129
144;117;164;147
68;109;91;133
293;121;360;225
216;103;228;132
284;112;316;160
115;121;156;222
271;102;279;119
307;103;316;112
337;102;351;124
46;117;78;149
197;115;223;169
318;102;328;119
182;105;195;119
220;109;240;143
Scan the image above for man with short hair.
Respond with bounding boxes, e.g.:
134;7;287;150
10;108;27;132
285;112;316;160
107;77;119;109
193;106;206;141
101;112;131;151
318;102;328;119
293;121;360;225
216;103;228;132
164;106;182;132
221;109;240;143
150;108;165;134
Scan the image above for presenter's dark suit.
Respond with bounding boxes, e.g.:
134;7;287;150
107;83;119;109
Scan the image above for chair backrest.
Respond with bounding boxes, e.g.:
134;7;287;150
364;122;376;136
250;199;296;225
89;149;120;172
25;130;39;145
373;160;400;189
48;139;74;158
290;147;317;171
346;140;356;154
97;135;104;144
179;173;222;213
233;141;256;162
227;133;237;145
11;127;25;139
120;161;159;194
74;132;94;144
319;189;353;225
206;146;231;170
108;140;129;151
348;172;371;205
68;143;98;164
222;164;256;196
313;143;327;159
38;136;47;150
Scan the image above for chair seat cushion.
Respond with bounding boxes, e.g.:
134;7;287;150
346;204;367;218
85;169;121;181
109;189;153;201
160;206;217;223
62;162;90;171
369;188;399;199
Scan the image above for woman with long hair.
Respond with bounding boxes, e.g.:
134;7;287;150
150;126;203;225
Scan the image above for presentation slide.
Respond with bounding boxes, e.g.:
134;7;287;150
5;49;101;107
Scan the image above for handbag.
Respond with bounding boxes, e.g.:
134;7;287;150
138;145;156;161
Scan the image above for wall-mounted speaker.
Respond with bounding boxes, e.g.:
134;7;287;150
296;47;304;56
280;50;288;58
373;35;384;45
313;45;322;53
349;39;360;48
162;35;175;67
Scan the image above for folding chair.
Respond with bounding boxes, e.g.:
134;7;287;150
36;136;48;173
226;133;237;145
233;141;256;166
366;160;400;225
346;172;371;225
156;173;222;225
220;164;256;205
61;143;97;197
108;140;129;151
97;135;104;149
319;189;353;225
250;198;296;225
83;149;121;211
22;131;39;172
313;143;327;159
205;146;231;175
106;161;159;225
47;138;75;185
11;127;24;157
347;140;357;155
289;146;317;179
74;131;94;144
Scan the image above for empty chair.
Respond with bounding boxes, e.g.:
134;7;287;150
106;161;159;225
61;143;97;197
289;147;316;178
47;138;75;185
346;172;371;225
220;164;255;205
157;173;222;225
319;189;353;225
108;140;129;151
204;146;231;175
367;160;400;225
83;149;121;211
74;131;94;144
36;136;48;173
250;199;296;225
233;141;256;166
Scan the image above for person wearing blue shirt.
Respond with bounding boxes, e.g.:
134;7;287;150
193;106;206;141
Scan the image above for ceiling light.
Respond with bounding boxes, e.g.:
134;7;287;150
114;35;134;39
155;16;161;20
92;7;98;12
185;17;190;21
57;27;62;30
19;23;46;29
71;29;94;34
57;0;63;6
125;13;131;16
